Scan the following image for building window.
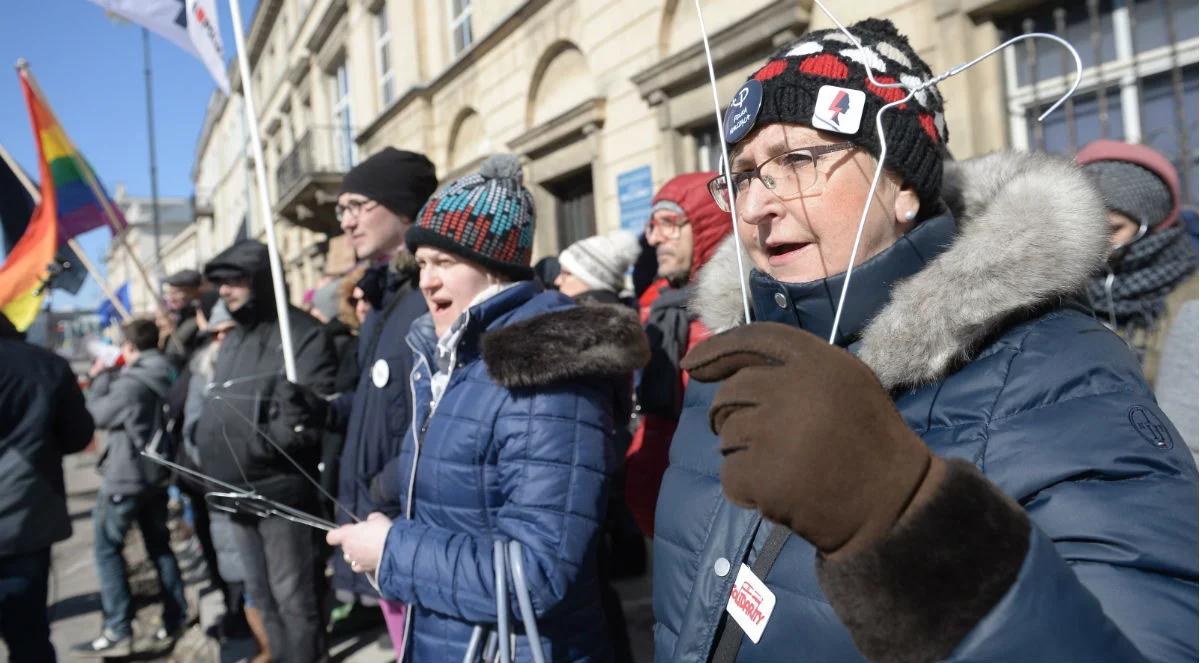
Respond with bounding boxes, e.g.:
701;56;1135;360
375;8;396;106
450;0;473;56
692;123;722;172
330;61;356;171
1002;0;1199;202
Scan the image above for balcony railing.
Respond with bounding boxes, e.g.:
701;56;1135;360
275;125;357;203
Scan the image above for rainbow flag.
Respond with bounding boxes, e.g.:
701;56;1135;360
0;65;126;330
20;66;127;242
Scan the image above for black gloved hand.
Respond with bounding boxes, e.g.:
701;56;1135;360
276;380;332;432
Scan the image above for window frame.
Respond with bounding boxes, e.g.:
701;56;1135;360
375;6;396;107
329;61;356;170
448;0;473;57
1003;1;1199;151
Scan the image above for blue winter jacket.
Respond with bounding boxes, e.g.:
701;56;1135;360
654;153;1199;662
376;281;649;663
330;259;427;598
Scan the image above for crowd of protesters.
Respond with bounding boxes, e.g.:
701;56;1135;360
2;16;1198;663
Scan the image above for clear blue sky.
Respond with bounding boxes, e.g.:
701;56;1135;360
0;0;257;311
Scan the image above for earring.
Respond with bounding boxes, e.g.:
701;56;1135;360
904;209;917;221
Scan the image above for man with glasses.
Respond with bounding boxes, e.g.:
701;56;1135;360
275;147;437;643
625;172;732;537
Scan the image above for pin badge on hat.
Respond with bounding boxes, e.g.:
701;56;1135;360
724;79;763;144
812;85;866;135
372;359;390;388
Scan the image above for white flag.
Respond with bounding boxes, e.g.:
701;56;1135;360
87;0;231;94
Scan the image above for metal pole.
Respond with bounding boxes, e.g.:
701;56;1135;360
1023;18;1044;150
1160;0;1195;204
1054;7;1078;152
227;0;298;381
142;28;163;272
1087;0;1111;138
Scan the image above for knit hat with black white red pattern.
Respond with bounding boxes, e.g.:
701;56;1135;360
406;154;536;281
728;18;948;209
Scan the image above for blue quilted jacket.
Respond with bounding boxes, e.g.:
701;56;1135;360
654;153;1199;662
377;281;648;663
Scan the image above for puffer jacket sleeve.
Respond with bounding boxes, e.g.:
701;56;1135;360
817;316;1197;663
950;384;1197;657
377;380;613;623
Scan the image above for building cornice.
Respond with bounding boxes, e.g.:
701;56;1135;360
507;97;606;160
246;0;285;68
306;0;349;54
630;2;807;102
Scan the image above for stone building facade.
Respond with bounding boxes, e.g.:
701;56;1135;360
170;0;1195;306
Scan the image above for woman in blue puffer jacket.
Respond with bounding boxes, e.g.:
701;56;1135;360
327;155;649;663
652;18;1197;663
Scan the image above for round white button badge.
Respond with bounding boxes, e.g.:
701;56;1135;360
372;359;390;388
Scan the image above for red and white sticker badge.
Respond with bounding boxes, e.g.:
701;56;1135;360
726;563;777;643
812;85;866;135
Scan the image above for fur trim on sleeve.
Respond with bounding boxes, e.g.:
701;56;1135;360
816;458;1030;663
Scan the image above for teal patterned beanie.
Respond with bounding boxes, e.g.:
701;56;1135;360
406;154;536;281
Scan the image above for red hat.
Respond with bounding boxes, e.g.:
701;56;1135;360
652;172;733;280
1075;140;1181;232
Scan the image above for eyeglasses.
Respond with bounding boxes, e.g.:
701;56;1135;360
644;213;690;240
707;142;857;212
335;198;379;223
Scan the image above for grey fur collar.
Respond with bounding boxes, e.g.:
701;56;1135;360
692;151;1109;389
482;304;650;388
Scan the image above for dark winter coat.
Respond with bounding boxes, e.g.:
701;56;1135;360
330;257;426;597
88;349;174;496
653;152;1199;662
0;319;94;556
195;240;337;505
376;282;649;663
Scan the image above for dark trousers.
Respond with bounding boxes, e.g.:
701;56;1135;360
178;481;228;601
231;513;327;663
0;548;54;663
93;489;187;636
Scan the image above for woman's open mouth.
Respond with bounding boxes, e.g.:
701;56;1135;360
765;242;811;266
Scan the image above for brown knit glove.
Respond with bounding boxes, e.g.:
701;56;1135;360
681;322;944;557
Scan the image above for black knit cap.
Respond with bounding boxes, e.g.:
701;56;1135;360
730;18;948;209
339;147;438;220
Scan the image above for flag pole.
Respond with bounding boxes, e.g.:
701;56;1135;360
226;0;297;381
141;28;163;273
0;140;131;322
16;60;164;316
67;238;131;321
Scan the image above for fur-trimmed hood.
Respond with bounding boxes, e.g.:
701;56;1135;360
482;303;650;389
692;151;1109;389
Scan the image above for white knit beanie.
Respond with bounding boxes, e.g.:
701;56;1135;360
558;229;642;293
